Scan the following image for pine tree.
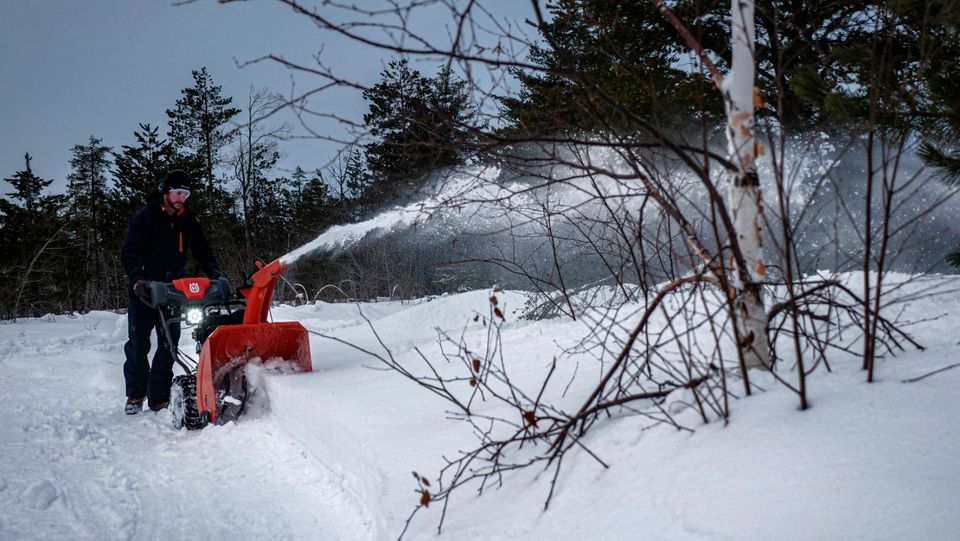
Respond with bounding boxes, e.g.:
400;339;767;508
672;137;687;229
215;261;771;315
0;154;67;318
500;0;727;138
285;167;333;247
915;5;960;266
343;147;371;201
166;67;242;272
113;123;176;211
4;153;53;209
363;59;475;204
320;146;370;222
64;136;114;311
288;166;309;205
503;1;960;137
249;175;289;259
166;67;240;206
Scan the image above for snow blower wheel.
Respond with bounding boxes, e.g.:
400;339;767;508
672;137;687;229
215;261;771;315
171;373;206;430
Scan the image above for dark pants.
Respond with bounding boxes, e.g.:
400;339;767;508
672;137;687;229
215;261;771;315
123;295;181;405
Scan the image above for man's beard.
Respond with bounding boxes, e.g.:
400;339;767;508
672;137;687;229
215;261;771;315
164;197;184;212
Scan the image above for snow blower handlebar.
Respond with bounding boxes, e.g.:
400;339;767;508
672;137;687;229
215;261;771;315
137;257;287;335
140;277;234;311
137;277;237;372
140;256;289;320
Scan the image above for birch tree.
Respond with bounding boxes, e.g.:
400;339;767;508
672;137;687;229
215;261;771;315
724;0;768;370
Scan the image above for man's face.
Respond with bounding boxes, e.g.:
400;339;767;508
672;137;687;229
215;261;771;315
163;188;189;212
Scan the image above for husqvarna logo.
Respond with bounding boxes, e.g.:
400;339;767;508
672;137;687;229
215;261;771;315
189;282;200;294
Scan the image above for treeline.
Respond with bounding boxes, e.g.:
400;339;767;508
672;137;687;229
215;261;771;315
4;0;959;318
0;61;476;318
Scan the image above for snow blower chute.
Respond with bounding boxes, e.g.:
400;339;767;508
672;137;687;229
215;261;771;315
141;258;311;429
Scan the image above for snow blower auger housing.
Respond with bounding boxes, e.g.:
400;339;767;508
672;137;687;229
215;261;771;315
141;259;312;430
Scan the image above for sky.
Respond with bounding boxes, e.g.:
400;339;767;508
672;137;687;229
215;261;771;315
0;0;536;194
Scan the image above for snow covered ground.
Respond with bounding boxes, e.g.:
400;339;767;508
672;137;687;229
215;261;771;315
1;277;958;540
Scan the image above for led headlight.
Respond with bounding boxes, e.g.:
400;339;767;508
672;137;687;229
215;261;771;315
185;308;204;325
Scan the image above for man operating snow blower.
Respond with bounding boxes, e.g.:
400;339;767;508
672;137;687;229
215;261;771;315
120;170;222;415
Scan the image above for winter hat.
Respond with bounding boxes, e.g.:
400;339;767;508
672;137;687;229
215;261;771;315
160;170;192;193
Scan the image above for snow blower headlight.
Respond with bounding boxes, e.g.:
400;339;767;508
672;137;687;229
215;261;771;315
185;308;204;325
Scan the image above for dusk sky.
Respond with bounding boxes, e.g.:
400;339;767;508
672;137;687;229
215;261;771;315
0;1;535;193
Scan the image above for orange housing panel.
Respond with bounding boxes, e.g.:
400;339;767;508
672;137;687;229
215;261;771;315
196;321;312;425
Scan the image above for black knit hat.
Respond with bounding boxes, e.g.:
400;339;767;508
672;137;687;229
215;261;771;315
160;170;192;193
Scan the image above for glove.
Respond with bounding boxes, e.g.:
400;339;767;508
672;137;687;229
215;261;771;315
133;280;149;299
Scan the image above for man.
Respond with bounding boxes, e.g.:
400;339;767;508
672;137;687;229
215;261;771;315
120;170;221;415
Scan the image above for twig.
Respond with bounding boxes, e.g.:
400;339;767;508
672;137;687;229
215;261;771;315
902;363;960;383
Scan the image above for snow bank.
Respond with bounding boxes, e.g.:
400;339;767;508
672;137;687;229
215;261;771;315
267;278;960;540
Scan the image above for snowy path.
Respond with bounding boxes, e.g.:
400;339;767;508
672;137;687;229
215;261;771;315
0;312;374;540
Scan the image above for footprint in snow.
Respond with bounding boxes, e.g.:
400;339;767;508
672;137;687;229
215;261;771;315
22;479;58;510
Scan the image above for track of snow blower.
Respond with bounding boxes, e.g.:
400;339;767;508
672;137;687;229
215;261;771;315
141;259;311;429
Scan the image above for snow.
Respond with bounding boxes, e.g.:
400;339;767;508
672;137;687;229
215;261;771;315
22;480;58;511
279;166;502;266
1;275;959;539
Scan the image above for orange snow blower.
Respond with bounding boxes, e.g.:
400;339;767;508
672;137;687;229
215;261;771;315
141;259;311;429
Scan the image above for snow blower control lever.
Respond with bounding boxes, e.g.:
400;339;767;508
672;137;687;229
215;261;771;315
138;259;312;429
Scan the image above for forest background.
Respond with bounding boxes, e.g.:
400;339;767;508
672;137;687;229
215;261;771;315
2;0;958;320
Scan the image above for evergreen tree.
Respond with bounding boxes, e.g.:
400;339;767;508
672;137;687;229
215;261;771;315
343;147;371;201
301;172;331;212
64;136;115;311
113;123;176;211
166;67;240;208
363;59;475;204
248;175;290;259
319;147;371;221
233;139;279;256
166;67;242;273
285;166;334;247
288;166;310;204
500;0;727;138
0;154;67;318
4;153;54;209
913;5;960;266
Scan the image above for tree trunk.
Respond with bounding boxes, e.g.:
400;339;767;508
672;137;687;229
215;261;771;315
726;0;769;370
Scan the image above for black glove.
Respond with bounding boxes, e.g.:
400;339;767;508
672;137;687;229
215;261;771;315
133;280;149;299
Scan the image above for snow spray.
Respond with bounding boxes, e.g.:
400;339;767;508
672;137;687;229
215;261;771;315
278;166;504;266
278;138;959;275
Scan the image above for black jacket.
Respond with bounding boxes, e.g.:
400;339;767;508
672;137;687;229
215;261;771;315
121;193;221;285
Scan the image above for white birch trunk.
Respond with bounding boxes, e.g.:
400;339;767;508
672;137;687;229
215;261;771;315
726;0;769;370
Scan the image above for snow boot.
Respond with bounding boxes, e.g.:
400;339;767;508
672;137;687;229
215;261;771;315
148;401;169;412
125;397;144;415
